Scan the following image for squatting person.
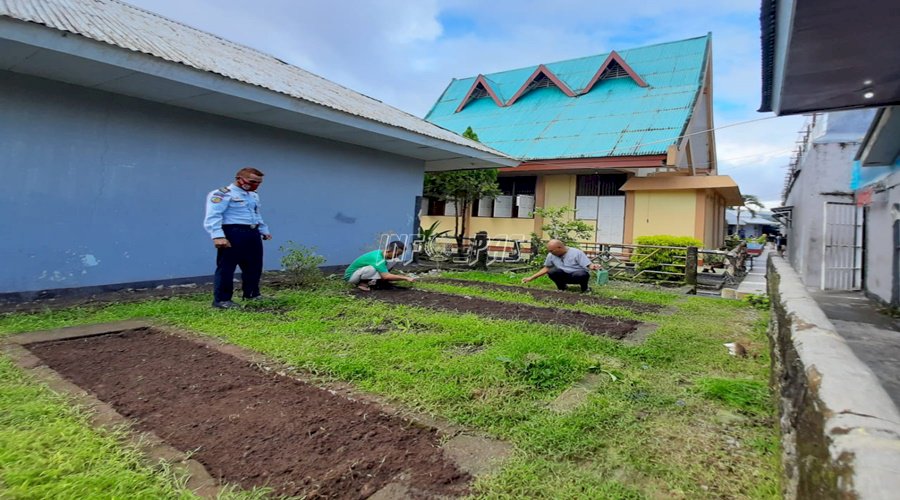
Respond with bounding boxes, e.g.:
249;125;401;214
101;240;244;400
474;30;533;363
344;241;415;291
521;239;601;292
203;167;273;309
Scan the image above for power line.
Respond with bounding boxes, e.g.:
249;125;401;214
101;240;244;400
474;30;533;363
579;115;783;157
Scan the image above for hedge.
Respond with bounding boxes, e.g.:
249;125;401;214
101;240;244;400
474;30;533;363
633;235;702;280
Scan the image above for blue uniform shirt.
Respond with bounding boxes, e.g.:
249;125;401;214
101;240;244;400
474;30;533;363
203;183;270;239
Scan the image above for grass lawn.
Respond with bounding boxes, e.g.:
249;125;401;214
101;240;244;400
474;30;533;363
0;271;779;499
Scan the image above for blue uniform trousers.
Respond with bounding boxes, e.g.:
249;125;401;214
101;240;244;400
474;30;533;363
548;268;590;292
214;225;263;302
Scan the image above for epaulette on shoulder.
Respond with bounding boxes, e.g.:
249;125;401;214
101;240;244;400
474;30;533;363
220;186;231;193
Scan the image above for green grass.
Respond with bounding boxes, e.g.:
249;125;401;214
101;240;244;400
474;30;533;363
0;356;195;499
0;272;780;498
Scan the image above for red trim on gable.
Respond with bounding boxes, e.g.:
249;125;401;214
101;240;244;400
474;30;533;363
580;51;648;94
455;75;505;113
505;64;577;106
499;155;666;173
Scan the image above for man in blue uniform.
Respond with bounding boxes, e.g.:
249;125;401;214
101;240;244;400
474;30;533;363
203;167;272;309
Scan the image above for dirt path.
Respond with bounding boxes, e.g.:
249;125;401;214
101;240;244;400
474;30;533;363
426;278;662;314
28;329;470;499
358;288;642;340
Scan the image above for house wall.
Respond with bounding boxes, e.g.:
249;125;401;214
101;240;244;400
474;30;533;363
784;112;871;289
0;72;423;293
632;190;697;240
543;174;577;208
862;169;900;306
700;191;727;248
419;215;534;240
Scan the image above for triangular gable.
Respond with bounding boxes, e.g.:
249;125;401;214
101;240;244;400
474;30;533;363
505;65;577;106
580;51;648;94
455;75;505;112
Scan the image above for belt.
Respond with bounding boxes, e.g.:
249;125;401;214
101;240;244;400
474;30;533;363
222;224;258;229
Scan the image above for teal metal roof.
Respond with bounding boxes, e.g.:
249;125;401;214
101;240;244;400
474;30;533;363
425;35;711;160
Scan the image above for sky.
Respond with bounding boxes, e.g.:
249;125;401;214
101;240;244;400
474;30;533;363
128;0;804;208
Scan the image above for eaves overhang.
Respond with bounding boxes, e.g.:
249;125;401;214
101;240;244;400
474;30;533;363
0;18;518;172
759;0;900;115
856;106;900;167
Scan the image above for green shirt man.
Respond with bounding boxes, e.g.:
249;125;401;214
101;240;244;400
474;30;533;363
344;241;415;291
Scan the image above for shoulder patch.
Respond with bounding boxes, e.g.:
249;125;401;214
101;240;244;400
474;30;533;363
210;196;223;204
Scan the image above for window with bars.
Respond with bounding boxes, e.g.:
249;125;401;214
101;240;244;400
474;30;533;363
474;176;537;218
425;198;446;216
598;61;631;80
470;84;489;99
576;174;627;196
523;73;556;93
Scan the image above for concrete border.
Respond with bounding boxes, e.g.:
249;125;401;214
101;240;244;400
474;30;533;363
1;320;512;498
767;256;900;499
0;320;222;498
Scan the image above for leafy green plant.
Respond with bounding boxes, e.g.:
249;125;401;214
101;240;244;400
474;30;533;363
279;241;326;287
497;353;578;390
532;206;593;245
724;234;743;250
742;294;770;310
423;127;500;250
633;235;702;281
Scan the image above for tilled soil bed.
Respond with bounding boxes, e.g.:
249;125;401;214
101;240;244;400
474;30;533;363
357;288;641;339
27;328;470;499
427;278;663;314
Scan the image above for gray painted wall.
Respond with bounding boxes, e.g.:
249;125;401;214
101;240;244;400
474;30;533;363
0;71;423;293
863;170;900;305
784;111;871;289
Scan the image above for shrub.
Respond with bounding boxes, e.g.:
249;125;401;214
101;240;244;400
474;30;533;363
633;235;702;281
279;241;326;287
742;294;770;310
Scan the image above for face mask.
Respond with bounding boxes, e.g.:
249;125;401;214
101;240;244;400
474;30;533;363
237;178;260;191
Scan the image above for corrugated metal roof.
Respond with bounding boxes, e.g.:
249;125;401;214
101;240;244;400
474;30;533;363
425;35;710;160
0;0;508;158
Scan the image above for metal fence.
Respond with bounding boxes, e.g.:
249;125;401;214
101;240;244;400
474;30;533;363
413;233;750;290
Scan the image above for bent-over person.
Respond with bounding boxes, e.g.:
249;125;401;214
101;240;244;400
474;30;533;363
344;241;415;291
522;239;600;293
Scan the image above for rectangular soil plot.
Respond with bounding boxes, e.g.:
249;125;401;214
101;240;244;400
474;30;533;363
27;328;470;499
428;278;663;314
359;288;642;339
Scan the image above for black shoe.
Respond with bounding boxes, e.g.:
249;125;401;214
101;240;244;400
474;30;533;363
580;287;592;293
212;300;241;309
243;295;270;301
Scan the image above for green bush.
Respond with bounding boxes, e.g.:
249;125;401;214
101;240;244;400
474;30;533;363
633;235;702;281
724;234;742;250
279;241;326;287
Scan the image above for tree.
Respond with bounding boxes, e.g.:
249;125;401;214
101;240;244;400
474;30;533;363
423;127;500;253
733;194;765;237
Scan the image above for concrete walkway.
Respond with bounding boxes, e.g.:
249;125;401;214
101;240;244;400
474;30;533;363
735;247;770;298
811;289;900;410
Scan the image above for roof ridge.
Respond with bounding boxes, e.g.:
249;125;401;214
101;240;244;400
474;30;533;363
459;34;711;82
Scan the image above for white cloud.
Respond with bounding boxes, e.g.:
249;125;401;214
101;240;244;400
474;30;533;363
126;0;797;203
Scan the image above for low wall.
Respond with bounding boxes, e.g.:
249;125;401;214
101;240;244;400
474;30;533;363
768;256;900;499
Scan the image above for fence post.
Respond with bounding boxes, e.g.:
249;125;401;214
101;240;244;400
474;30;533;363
685;246;698;293
474;231;489;270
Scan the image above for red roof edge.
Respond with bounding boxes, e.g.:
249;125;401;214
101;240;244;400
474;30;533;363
505;64;577;106
455;75;505;113
580;51;648;94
